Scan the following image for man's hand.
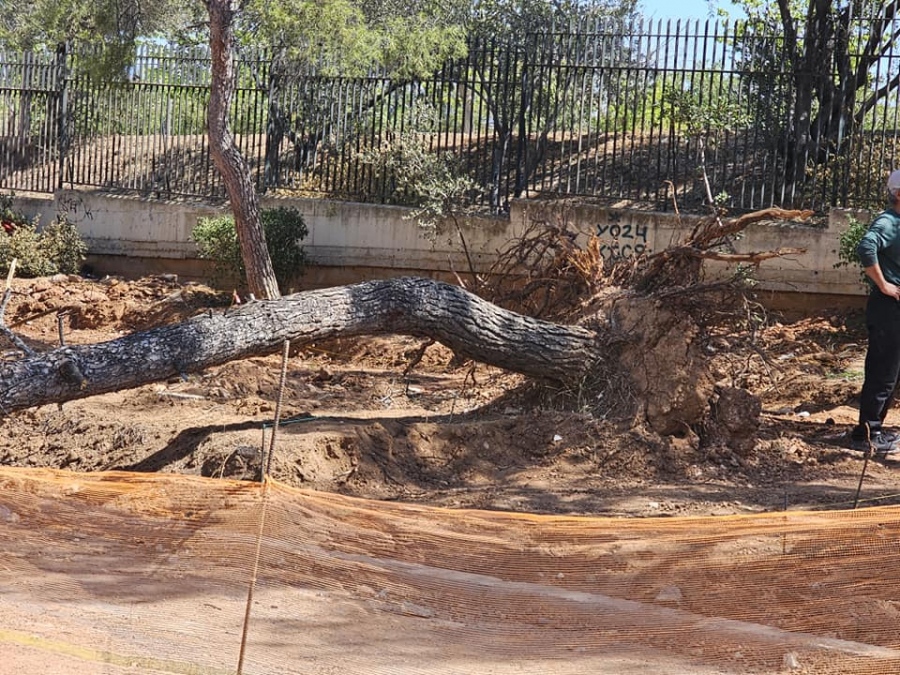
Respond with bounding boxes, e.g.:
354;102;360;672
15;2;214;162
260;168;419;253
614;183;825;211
864;264;900;299
880;281;900;300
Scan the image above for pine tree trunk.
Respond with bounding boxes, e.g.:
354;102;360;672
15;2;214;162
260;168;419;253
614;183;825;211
0;278;600;415
206;0;280;300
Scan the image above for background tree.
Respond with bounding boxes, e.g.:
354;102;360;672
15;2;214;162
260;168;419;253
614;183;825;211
734;0;900;201
0;0;195;74
236;0;468;193
205;0;279;299
240;0;642;213
0;0;282;297
458;0;641;211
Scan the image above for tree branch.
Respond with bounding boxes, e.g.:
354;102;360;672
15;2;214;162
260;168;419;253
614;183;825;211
0;278;600;415
0;261;35;358
696;247;807;264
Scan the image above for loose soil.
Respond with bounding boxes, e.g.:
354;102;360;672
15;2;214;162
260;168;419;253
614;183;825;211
0;273;893;518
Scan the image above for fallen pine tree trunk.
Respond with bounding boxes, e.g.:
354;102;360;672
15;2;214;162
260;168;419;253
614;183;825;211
0;277;602;415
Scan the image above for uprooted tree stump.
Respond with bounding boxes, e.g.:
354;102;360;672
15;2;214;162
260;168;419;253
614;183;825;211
0;277;716;435
0;207;813;441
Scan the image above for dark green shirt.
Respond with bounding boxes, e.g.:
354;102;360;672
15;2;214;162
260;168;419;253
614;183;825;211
857;208;900;288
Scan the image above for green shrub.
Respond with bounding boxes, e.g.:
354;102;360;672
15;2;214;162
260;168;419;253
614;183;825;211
0;200;88;278
356;130;476;232
261;207;309;291
833;213;870;288
190;214;243;284
191;207;308;293
40;216;89;274
0;220;56;277
835;214;868;270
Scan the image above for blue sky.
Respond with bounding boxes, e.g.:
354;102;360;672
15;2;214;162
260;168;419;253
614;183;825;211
636;0;746;21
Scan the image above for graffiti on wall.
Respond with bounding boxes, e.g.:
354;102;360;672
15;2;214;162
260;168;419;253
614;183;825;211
595;221;649;259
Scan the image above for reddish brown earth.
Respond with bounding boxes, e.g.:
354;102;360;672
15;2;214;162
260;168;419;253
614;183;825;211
0;274;892;518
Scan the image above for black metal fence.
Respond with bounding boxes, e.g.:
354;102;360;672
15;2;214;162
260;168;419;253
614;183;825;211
2;17;900;214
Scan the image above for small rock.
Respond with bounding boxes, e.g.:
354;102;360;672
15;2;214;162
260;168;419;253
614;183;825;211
782;652;801;670
235;445;259;459
0;505;19;523
655;585;683;603
399;602;434;619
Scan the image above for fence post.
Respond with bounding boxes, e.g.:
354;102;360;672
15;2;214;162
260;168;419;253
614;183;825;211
514;39;529;200
55;43;68;191
263;53;278;194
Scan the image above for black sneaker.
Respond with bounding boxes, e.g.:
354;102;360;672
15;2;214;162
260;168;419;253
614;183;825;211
849;431;900;454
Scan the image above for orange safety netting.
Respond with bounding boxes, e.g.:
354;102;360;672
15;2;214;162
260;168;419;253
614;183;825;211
1;466;899;675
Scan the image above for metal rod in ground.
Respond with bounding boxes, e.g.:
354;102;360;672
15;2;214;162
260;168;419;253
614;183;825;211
265;339;291;478
237;341;290;672
235;483;269;675
57;310;67;346
854;432;873;509
258;425;266;483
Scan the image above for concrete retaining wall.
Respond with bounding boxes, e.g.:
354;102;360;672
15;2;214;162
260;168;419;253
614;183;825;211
13;190;868;300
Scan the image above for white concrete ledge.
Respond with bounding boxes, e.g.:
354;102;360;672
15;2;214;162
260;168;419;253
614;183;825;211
12;190;867;298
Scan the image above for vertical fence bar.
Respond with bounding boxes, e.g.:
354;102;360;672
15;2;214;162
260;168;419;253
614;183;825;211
56;45;67;190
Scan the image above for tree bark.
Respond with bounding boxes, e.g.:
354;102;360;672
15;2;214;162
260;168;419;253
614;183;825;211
206;0;281;300
0;278;600;415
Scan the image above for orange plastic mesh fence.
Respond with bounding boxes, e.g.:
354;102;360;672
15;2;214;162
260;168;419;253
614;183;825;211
2;466;900;675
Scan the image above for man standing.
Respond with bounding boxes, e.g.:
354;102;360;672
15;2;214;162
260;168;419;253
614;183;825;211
851;169;900;452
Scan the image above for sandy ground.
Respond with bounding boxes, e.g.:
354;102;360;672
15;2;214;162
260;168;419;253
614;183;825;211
2;274;900;674
0;274;894;517
4;469;900;675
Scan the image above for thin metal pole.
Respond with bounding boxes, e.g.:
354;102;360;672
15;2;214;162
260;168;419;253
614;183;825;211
853;426;873;509
56;310;67;346
235;482;268;675
266;339;291;477
236;338;290;674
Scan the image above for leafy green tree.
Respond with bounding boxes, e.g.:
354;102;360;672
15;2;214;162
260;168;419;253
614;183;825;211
732;0;900;199
463;2;640;211
0;0;195;75
237;0;468;193
243;0;640;212
0;0;281;296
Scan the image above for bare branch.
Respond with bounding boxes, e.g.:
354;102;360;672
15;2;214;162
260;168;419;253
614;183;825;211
696;247;807;264
0;260;36;358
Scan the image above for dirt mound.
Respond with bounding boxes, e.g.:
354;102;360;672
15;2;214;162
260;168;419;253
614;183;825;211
0;275;892;517
5;274;223;342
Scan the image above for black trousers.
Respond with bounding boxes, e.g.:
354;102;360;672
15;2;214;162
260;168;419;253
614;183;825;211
856;290;900;438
